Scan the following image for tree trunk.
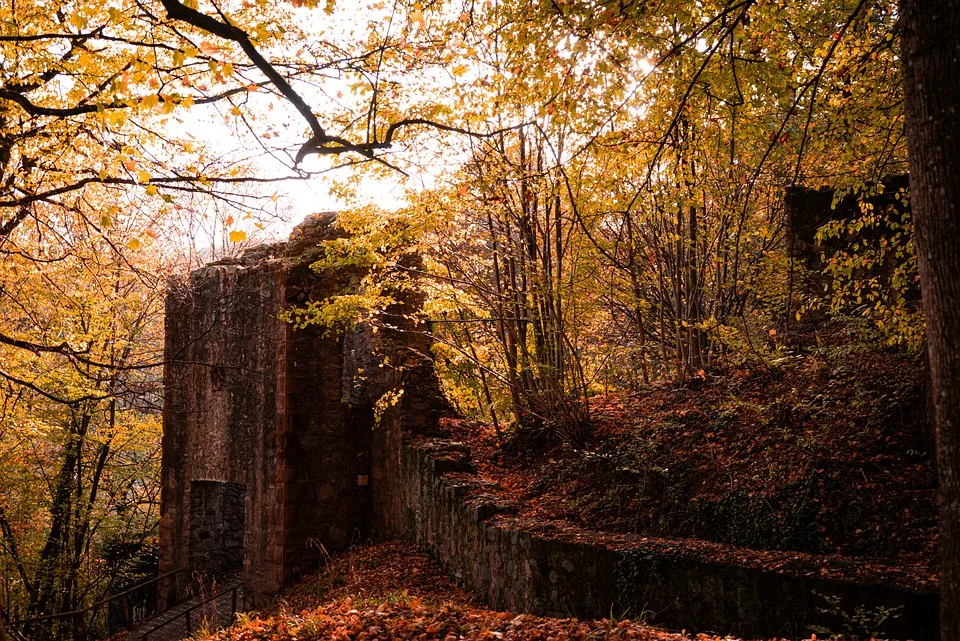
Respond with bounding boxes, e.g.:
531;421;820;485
900;1;960;637
687;205;703;371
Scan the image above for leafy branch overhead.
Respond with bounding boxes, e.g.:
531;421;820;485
157;0;522;170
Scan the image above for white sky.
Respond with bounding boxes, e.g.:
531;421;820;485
172;0;656;244
162;2;426;245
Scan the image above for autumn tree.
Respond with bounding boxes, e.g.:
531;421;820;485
900;0;960;637
409;127;598;444
0;192;169;638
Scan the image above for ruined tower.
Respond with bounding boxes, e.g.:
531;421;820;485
158;214;446;606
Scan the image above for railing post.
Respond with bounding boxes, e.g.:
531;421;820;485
231;586;237;615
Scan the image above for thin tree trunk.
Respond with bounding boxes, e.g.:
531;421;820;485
901;1;960;637
687;205;703;371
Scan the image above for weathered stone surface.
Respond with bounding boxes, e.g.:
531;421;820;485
784;174;915;303
188;481;245;574
162;212;937;639
399;437;939;640
161;214;372;606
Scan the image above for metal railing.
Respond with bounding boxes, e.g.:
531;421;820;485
140;581;242;641
5;568;192;641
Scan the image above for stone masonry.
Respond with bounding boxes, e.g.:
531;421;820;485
161;213;937;639
159;214;446;607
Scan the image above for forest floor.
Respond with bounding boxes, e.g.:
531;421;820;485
448;325;938;571
200;541;790;641
193;328;935;641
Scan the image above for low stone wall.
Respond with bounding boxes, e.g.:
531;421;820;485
400;438;939;640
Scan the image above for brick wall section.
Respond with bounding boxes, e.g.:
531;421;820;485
160;215;372;607
188;481;246;574
400;437;940;640
160;250;287;606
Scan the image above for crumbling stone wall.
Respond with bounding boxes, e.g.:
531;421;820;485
160;214;448;606
162;216;368;605
785;174;914;302
399;438;940;640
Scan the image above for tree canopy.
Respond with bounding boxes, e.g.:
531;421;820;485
3;0;956;637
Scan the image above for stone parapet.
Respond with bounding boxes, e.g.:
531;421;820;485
399;437;939;640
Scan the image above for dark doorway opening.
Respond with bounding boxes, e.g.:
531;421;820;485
188;480;246;579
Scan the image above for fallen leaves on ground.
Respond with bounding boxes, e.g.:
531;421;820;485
445;328;938;577
200;542;861;641
261;541;475;617
206;598;733;641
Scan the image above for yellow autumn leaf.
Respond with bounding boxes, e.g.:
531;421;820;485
228;230;247;243
145;185;158;196
137;170;151;183
107;110;127;126
126;238;142;250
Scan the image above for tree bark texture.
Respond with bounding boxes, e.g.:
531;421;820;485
901;1;960;637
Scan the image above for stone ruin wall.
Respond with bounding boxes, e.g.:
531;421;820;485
160;214;447;606
160;213;938;638
398;438;939;640
160;242;289;604
784;174;914;302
